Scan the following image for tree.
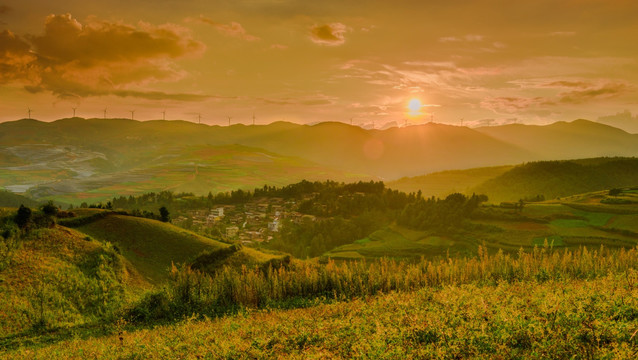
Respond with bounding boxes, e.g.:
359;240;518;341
159;206;170;222
41;201;59;217
609;188;622;196
14;205;32;230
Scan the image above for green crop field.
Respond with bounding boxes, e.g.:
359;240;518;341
323;195;638;261
324;227;435;260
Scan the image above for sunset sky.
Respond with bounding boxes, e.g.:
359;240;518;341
1;0;637;127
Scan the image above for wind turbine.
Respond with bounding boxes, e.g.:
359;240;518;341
129;110;135;120
162;110;166;121
252;113;256;126
103;108;107;119
197;113;202;124
227;116;232;126
350;117;353;126
460;118;464;127
27;107;32;119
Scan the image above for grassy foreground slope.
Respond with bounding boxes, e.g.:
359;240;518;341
0;209;286;342
0;226;139;337
4;247;638;359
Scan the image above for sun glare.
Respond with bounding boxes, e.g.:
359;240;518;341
408;98;422;113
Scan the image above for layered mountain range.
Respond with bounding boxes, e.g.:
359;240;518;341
1;118;636;202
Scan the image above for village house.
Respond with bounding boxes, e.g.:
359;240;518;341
226;226;239;238
268;219;279;232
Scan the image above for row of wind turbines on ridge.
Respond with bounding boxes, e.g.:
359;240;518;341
25;107;258;126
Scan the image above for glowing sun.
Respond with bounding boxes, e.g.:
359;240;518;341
408;98;422;113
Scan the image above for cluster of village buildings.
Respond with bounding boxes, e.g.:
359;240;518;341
172;197;316;245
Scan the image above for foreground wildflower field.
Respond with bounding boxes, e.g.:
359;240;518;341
5;273;638;359
3;246;638;359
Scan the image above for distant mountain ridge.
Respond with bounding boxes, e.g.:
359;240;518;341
475;120;638;160
2;118;636;176
1;118;638;202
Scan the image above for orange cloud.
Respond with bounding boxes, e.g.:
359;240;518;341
480;96;555;113
559;83;628;104
0;14;206;100
310;23;348;46
0;30;37;83
439;34;485;42
193;16;260;41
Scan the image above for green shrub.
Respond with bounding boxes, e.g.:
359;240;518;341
0;222;20;272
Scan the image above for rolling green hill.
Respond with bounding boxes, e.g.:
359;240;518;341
472;157;638;202
387;165;513;198
0;190;39;208
66;212;283;285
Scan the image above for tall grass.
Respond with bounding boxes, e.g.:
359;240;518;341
131;244;638;321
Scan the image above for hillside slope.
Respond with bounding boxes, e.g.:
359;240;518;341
0;226;139;336
72;214;228;284
387;165;513;198
473;157;638;202
67;213;283;284
0;190;39;208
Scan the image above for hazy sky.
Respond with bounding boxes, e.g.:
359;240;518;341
1;0;637;126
